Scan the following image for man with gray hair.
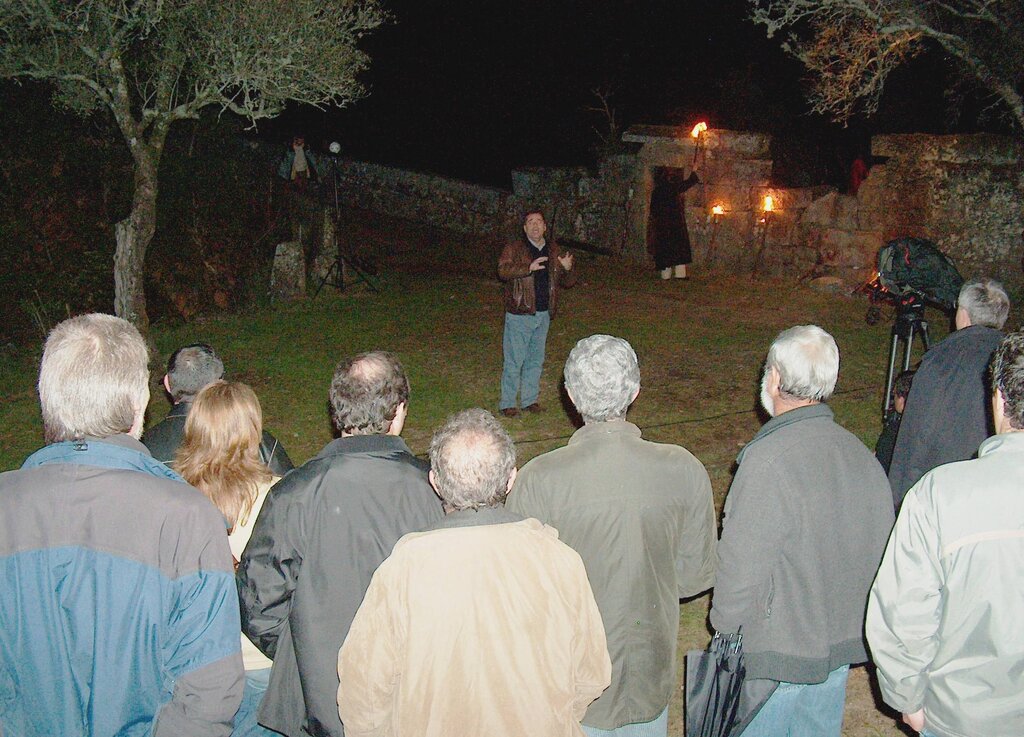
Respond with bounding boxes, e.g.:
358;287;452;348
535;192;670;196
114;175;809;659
711;325;894;737
238;351;442;737
508;334;716;737
888;277;1010;507
143;342;294;475
338;409;611;736
0;314;243;736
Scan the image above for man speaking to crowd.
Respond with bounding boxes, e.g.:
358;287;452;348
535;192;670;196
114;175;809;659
497;208;575;417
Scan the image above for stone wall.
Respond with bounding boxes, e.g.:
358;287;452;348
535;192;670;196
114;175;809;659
306;131;1023;290
754;134;1024;286
332;159;518;235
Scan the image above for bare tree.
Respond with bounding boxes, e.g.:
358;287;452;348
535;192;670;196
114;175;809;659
0;0;385;335
748;0;1024;132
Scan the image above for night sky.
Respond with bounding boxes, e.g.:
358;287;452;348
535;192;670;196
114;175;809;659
266;0;966;187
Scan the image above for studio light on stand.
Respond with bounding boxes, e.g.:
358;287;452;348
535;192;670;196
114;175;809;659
314;140;381;297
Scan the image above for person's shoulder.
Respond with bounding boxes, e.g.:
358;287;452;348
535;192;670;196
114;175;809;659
518;445;573;479
633;435;705;464
140;411;182;445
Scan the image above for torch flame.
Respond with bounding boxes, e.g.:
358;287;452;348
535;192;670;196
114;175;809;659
711;204;725;216
690;122;708;139
763;195;775;212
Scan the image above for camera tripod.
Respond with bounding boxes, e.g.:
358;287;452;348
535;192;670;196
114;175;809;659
882;297;931;419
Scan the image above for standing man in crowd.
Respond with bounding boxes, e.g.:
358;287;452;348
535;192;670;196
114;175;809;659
498;208;576;417
508;334;716;736
338;408;611;736
237;351;442;737
143;342;294;476
867;331;1024;737
888;277;1009;507
711;325;894;737
0;314;243;736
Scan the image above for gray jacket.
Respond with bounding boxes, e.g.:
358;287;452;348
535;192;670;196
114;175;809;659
711;404;894;683
867;432;1024;737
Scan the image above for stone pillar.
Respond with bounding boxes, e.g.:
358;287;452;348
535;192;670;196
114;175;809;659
310;210;338;287
270;241;306;302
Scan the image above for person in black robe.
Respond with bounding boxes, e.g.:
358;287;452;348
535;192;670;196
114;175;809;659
647;167;700;279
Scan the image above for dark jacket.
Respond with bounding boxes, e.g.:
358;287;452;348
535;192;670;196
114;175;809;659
0;435;243;736
143;401;295;476
888;325;1003;508
711;404;894;684
236;434;443;737
498;236;577;317
875;411;902;474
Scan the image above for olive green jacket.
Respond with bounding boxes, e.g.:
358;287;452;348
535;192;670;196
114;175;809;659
507;420;716;730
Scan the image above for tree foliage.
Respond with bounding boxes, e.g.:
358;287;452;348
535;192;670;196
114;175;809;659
0;0;385;334
748;0;1024;132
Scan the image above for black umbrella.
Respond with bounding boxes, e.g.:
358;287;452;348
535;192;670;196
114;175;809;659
685;630;776;737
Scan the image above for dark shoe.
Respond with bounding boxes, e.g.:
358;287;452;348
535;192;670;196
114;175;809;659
500;407;520;417
523;403;544;414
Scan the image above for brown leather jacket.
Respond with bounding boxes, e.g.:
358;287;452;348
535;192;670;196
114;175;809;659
498;237;577;318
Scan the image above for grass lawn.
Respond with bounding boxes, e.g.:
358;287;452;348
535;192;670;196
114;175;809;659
1;208;958;736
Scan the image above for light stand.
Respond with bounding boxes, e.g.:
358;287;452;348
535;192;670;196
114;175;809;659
314;143;381;298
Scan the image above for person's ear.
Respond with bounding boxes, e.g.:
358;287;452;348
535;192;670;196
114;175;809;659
506;466;519;493
767;366;782;398
993;388;1008;434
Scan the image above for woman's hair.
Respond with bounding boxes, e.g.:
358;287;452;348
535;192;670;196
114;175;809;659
174;381;272;527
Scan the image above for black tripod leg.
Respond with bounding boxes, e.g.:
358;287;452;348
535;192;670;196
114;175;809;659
313;259;340;299
902;324;916;372
920;321;931;352
340;253;381;294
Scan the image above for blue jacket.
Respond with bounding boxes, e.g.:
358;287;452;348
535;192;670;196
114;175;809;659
0;435;243;736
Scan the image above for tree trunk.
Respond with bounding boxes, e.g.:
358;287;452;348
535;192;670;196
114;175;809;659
113;146;160;339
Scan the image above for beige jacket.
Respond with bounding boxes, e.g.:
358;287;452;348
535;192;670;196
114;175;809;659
229;476;279;673
337;508;611;737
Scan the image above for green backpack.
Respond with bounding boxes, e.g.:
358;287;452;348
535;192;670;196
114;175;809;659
877;237;963;310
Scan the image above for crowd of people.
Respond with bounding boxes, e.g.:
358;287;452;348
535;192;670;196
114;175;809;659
0;210;1021;737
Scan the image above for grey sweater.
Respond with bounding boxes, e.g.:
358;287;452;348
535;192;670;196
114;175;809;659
710;404;894;683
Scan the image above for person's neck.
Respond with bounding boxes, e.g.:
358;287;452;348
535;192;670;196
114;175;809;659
528;236;545;248
773;397;819;417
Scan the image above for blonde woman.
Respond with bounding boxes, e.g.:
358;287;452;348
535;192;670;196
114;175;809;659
176;380;281;737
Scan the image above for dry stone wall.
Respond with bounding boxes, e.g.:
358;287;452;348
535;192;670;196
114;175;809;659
297;131;1022;292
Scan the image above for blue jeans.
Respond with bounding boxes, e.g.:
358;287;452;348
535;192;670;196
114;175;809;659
500;311;550;409
740;665;849;737
234;668;281;737
581;707;668;737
